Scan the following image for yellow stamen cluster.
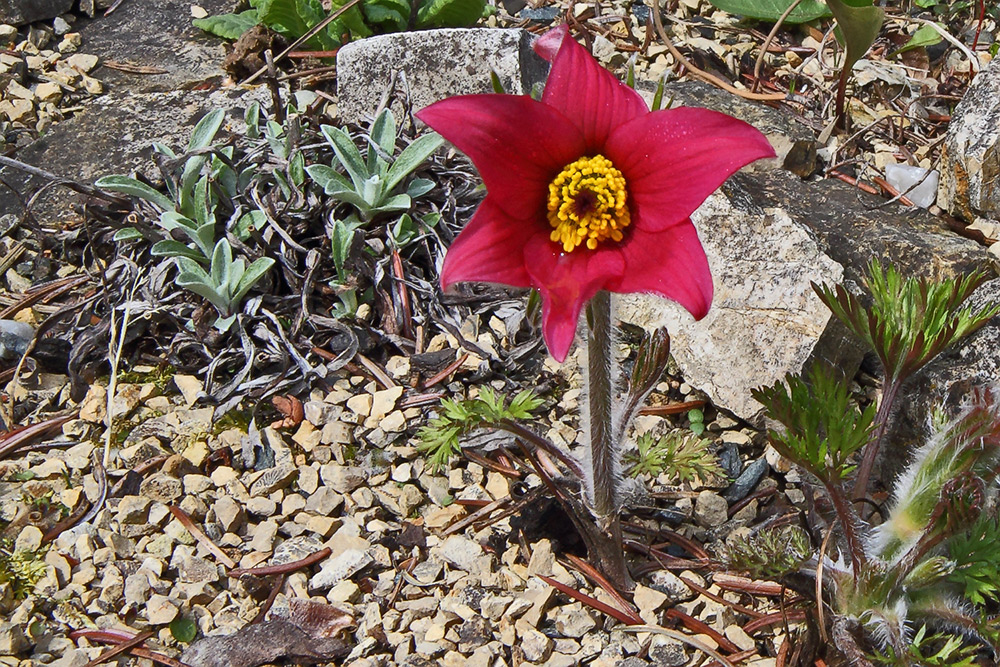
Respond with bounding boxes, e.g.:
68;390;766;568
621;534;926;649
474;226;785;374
547;154;631;252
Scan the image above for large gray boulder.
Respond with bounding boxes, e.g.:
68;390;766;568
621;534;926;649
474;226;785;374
0;87;267;225
336;28;548;125
621;169;993;422
0;0;73;26
75;0;232;93
938;57;1000;222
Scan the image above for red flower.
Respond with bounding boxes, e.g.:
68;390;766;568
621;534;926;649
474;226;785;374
417;26;776;362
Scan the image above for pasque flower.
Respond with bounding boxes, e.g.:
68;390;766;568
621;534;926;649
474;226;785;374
417;26;775;362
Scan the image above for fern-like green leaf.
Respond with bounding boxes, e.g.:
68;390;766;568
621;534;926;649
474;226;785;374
947;516;1000;607
814;260;998;385
625;431;724;483
417;388;544;471
752;363;875;482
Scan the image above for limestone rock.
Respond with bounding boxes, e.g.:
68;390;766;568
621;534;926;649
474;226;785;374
0;0;73;26
619;181;849;421
0;86;269;231
938;58;1000;221
621;168;992;421
0;621;28;655
336;28;547;125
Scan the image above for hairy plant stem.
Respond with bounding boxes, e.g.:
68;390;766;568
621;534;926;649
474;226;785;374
497;418;585;479
587;291;618;518
584;291;631;590
852;377;901;503
825;480;866;579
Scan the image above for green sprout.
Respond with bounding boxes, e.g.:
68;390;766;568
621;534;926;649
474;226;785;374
0;538;48;600
624;431;723;483
417;388;544;470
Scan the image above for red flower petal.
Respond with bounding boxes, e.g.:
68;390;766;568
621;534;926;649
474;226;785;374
534;26;649;153
417;95;585;220
615;220;713;320
524;235;627;361
605;107;776;232
441;198;534;290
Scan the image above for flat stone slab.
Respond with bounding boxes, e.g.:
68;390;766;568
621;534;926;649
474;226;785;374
75;0;231;93
336;28;548;125
0;0;72;26
0;86;266;225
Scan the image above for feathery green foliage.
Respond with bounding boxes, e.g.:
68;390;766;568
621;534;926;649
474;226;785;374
418;388;544;470
624;431;723;483
947;515;1000;607
722;524;812;580
870;625;978;667
0;538;48;600
814;260;997;384
751;363;875;482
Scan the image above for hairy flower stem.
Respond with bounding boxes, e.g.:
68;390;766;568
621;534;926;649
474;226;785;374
852;378;901;503
825;480;866;578
587;290;619;518
584;291;631;589
497;419;585;479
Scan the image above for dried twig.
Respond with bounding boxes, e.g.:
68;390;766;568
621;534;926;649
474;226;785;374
0;413;76;461
168;505;238;569
751;0;805;93
666;608;741;653
538;574;641;625
81;630;154;667
564;553;642;623
420;353;468;388
228;547;331;577
650;5;787;102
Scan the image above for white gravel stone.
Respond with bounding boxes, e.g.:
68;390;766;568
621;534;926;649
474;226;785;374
212;495;245;533
370;386;403;419
515;618;553;662
0;621;29;655
552;603;597;638
309;549;373;590
693;490;729;528
437;535;482;572
145;594;178;624
249;520;278;553
633;583;668;622
648;570;696;603
321;464;367;493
